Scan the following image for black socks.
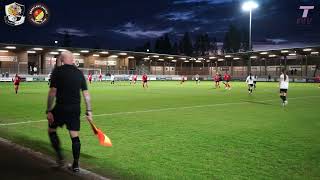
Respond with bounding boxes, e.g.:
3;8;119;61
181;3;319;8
72;137;81;165
280;95;286;102
49;132;63;160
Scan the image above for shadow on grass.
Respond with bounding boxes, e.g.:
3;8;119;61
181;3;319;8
242;100;273;106
0;130;97;160
0;130;147;180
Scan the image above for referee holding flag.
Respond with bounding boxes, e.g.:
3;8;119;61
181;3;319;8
46;51;93;172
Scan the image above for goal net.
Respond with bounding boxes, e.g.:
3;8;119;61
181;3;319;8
79;68;102;76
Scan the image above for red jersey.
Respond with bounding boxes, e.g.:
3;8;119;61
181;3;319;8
99;74;102;79
214;75;220;81
88;75;92;80
133;75;137;80
14;76;21;84
142;75;148;81
224;74;231;81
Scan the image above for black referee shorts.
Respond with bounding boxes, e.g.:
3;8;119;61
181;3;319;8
280;89;288;93
49;104;81;131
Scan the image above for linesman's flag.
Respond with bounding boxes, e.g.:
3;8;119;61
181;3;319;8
89;121;112;147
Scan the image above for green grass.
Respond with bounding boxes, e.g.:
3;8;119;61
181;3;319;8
0;81;320;179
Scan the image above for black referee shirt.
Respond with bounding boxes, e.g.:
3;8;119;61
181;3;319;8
50;64;88;105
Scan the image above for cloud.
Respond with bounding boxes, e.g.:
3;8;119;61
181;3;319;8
173;0;234;5
265;38;288;44
112;22;173;39
253;42;316;51
123;22;135;28
56;28;90;37
159;11;195;21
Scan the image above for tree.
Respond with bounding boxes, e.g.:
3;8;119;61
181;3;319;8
154;38;161;53
163;34;172;54
172;42;179;55
135;41;151;52
181;32;193;56
194;34;202;56
145;41;151;52
153;34;172;54
241;28;250;52
210;37;218;55
62;31;71;47
203;33;210;55
222;25;241;53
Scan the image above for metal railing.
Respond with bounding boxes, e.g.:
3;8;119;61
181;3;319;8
1;66;319;78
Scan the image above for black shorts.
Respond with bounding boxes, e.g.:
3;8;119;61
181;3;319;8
143;80;148;83
280;89;288;93
253;81;256;84
215;81;220;83
225;80;229;83
248;84;254;87
49;104;81;131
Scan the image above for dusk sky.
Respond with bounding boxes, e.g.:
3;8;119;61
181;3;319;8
0;0;319;50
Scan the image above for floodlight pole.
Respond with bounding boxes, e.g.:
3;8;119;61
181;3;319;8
247;9;253;74
249;9;252;51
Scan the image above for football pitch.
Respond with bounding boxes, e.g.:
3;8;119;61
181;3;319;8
0;81;319;179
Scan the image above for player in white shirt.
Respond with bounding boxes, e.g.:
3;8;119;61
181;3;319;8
195;74;200;85
110;74;115;84
253;75;257;90
48;73;52;85
279;70;289;106
246;73;254;94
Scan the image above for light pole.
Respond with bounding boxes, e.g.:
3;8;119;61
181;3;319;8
242;1;258;74
242;1;258;51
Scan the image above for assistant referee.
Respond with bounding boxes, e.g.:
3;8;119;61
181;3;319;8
46;51;93;172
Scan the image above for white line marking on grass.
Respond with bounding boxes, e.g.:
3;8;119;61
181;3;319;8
0;120;47;126
0;95;319;126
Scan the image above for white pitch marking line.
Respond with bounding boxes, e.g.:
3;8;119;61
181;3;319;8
0;95;319;126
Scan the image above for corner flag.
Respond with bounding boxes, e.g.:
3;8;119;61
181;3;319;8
89;121;112;147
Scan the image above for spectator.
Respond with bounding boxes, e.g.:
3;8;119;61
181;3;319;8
33;66;38;75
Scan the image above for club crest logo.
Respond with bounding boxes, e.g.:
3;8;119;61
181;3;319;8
28;3;50;26
4;2;26;26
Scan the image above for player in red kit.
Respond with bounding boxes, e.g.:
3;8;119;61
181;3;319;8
88;73;92;84
142;73;148;88
131;74;138;85
13;74;21;94
223;73;231;90
213;73;220;88
98;73;102;82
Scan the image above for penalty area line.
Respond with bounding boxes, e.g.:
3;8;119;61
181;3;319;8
0;95;319;127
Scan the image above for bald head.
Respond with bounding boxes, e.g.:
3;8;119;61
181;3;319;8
59;51;74;65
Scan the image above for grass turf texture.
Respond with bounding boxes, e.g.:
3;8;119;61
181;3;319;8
0;81;319;179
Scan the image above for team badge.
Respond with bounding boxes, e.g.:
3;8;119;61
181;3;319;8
4;2;25;26
28;3;49;25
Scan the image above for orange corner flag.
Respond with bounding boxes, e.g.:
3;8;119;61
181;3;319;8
89;121;112;147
